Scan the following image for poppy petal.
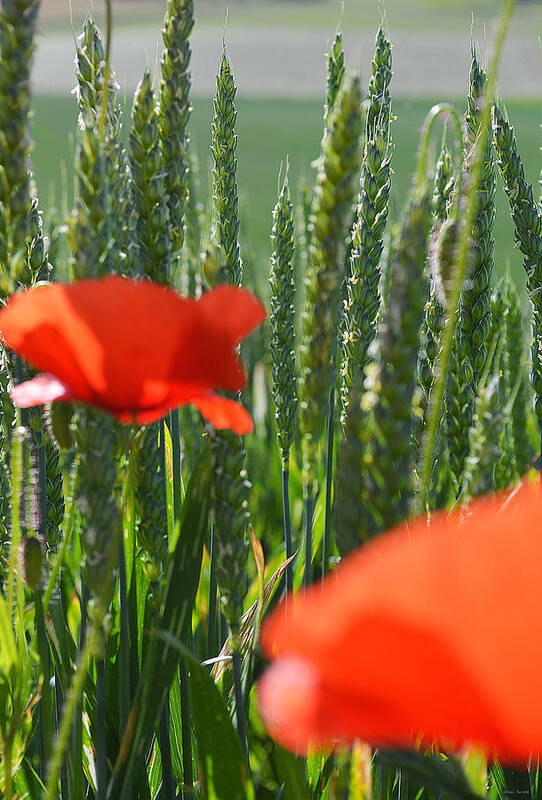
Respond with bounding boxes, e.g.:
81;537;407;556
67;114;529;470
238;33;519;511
197;285;266;345
258;657;323;753
0;278;266;426
259;485;542;764
11;374;74;407
193;395;254;434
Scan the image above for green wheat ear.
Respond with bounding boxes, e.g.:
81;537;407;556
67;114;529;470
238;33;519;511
211;51;242;286
490;278;518;491
325;31;345;121
182;151;204;296
414;144;455;492
334;386;366;556
129;70;171;284
159;0;193;270
74;408;120;649
208;427;250;629
208;53;251;633
369;188;432;532
298;179;313;286
502;273;534;477
492;104;542;425
299;74;363;497
461;284;506;502
132;423;168;583
459;49;496;390
0;0;39;293
340;27;392;427
68;19;117;280
43;429;65;554
461;372;504;503
24;197;51;286
74;17;128;275
269;172;298;466
432;145;455;223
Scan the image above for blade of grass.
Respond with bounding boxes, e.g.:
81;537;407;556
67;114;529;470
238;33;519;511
281;467;293;600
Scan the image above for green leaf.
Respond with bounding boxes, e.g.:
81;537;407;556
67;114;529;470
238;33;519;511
272;745;311;800
109;444;211;800
0;591;16;677
307;751;335;800
190;654;251;800
14;758;46;800
375;749;485;800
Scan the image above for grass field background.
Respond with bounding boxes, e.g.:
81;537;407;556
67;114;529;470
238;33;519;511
32;94;540;297
39;0;538;34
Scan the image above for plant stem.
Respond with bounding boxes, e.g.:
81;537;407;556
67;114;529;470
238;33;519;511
96;657;107;800
159;702;175;800
281;465;293;600
54;665;70;799
159;417;176;795
303;490;315;588
7;420;23;621
171;409;194;800
37;426;46;539
118;537;130;735
35;588;52;781
4;735;13;800
179;659;194;800
71;584;88;800
46;628;95;800
170;409;182;519
232;647;248;763
217;592;224;650
207;524;217;657
415;103;463;188
322;386;335;580
43;458;79;613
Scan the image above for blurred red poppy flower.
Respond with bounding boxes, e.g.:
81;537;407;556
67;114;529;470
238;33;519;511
0;276;265;434
259;484;542;763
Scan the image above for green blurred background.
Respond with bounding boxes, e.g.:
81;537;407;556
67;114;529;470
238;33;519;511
32;0;541;293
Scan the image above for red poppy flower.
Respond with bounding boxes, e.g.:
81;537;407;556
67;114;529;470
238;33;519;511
259;484;542;763
0;276;266;434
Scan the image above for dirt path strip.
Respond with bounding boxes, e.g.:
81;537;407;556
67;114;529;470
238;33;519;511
33;26;541;99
